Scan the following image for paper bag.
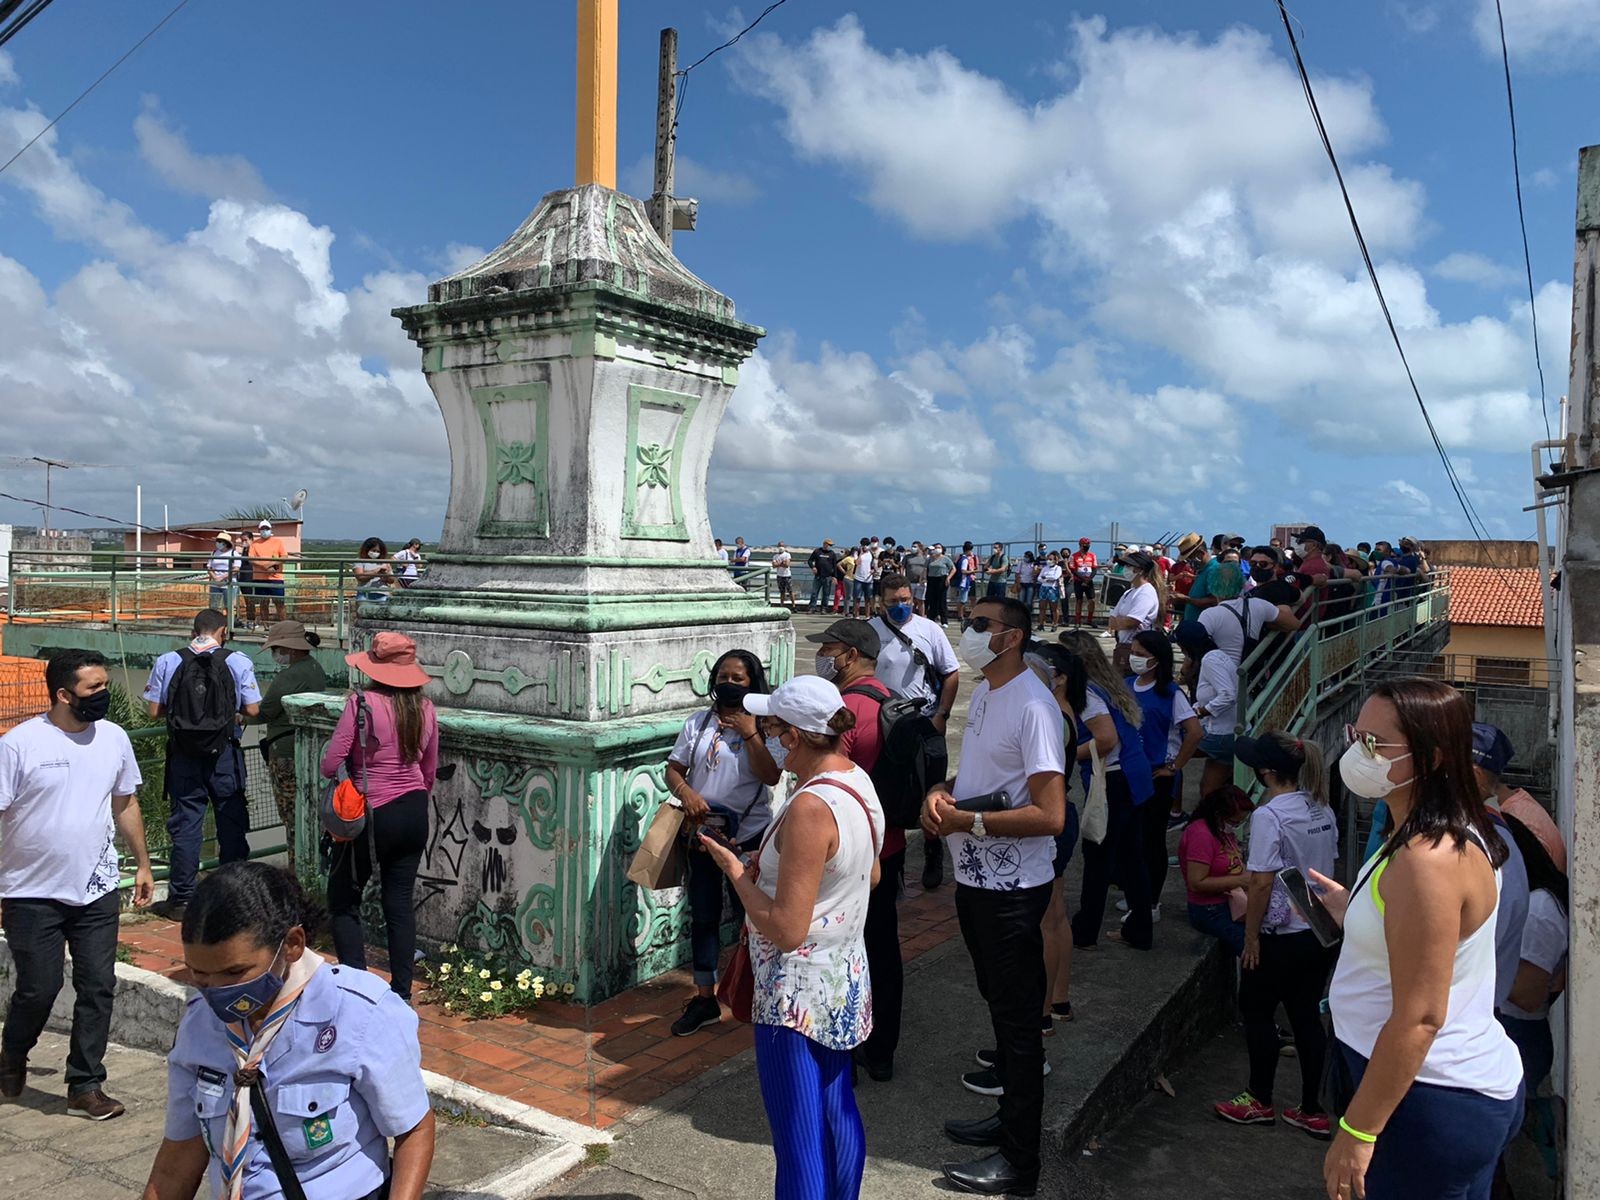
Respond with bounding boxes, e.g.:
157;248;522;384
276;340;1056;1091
628;802;686;890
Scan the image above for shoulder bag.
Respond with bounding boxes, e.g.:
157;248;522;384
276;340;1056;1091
1079;739;1108;845
883;619;946;706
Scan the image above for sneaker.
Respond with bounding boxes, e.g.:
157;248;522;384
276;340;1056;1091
1278;1027;1298;1058
967;1058;1053;1085
1213;1092;1275;1125
0;1052;24;1098
1115;897;1130;913
67;1089;126;1121
1167;811;1188;829
1050;1001;1073;1022
922;855;945;891
1282;1108;1332;1139
151;898;187;923
1119;904;1161;924
1041;1015;1054;1037
670;995;722;1037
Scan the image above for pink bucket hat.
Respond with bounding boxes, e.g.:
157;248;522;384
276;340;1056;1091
345;631;429;689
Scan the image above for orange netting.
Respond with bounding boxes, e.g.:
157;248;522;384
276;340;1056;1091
0;655;45;732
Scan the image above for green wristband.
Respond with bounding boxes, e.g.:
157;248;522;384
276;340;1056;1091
1338;1117;1378;1144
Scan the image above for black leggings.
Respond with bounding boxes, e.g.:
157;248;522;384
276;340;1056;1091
1239;928;1334;1110
860;850;905;1069
1146;774;1176;904
329;789;429;999
1072;771;1152;949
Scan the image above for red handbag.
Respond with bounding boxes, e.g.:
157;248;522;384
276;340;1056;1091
716;776;880;1024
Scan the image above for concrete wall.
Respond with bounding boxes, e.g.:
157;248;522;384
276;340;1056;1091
1428;539;1541;568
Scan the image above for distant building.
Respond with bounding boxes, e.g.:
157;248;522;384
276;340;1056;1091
122;518;304;567
1445;565;1548;687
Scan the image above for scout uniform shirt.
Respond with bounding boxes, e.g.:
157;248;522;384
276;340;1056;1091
165;962;430;1199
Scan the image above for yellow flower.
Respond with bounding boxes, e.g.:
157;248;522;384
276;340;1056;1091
444;1001;453;1010
478;968;491;980
517;980;530;991
479;991;493;1002
533;983;545;998
563;983;576;996
532;976;544;986
447;944;459;953
439;964;452;976
490;980;503;992
516;968;532;981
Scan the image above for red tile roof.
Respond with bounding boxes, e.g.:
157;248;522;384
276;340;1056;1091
1448;566;1544;628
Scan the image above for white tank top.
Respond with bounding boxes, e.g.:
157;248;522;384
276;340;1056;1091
749;768;884;1051
1329;834;1523;1101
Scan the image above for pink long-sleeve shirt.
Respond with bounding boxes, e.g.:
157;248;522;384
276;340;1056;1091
319;691;438;807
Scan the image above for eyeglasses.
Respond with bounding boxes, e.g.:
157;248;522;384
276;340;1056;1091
968;616;1021;633
1343;724;1406;759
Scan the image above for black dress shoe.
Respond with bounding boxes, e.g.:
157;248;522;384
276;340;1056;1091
944;1113;1004;1146
942;1151;1039;1196
860;1057;893;1082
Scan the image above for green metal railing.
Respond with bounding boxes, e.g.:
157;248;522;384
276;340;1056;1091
119;726;287;888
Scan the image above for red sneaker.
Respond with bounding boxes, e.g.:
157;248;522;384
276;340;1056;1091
1213;1092;1275;1125
1282;1107;1333;1138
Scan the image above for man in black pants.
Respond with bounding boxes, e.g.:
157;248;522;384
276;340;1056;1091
923;596;1067;1195
0;649;156;1119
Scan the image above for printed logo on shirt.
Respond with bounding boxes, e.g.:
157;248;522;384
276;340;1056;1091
315;1025;337;1053
304;1116;335;1151
34;757;69;770
984;842;1022;878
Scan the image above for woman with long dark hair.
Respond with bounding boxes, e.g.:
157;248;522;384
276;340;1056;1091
320;632;438;1000
1058;630;1155;950
353;536;395;602
664;649;781;1037
1126;629;1202;913
1178;784;1251;954
1315;679;1523;1200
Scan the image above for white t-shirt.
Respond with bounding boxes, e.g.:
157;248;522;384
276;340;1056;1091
868;614;959;714
207;549;238;582
1078;687;1121;769
0;715;142;905
1111;581;1160;644
948;670;1066;891
1500;888;1568;1020
771;550;792;578
1133;677;1197;759
1199;597;1281;664
1246;790;1339;934
669;710;772;841
1194;649;1238;736
393;547;421;579
854;551;875;582
1016;561;1038;585
1038;563;1064;588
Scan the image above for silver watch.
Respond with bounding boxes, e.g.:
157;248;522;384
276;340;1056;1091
971;812;987;838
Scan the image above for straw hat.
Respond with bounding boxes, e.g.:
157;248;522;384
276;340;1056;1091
1176;532;1205;559
345;631;429;688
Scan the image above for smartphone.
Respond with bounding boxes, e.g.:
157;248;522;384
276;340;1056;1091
1278;867;1343;948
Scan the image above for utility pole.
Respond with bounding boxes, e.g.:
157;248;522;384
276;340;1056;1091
649;27;678;247
1555;143;1600;1200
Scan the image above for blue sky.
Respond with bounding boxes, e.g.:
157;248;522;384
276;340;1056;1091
0;0;1593;550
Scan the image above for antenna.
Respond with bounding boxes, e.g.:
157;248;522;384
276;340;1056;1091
289;489;308;512
0;456;114;534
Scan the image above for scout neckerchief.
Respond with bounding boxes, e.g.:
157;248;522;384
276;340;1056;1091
219;948;324;1200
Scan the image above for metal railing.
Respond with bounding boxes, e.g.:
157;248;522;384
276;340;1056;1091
119;725;288;889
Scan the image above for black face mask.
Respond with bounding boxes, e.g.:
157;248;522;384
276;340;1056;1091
69;689;112;723
712;682;751;711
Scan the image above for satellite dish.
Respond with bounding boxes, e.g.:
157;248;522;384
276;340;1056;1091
290;489;308;512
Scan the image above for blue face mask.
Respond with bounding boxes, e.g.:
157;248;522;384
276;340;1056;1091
200;943;286;1025
887;602;914;625
765;736;789;770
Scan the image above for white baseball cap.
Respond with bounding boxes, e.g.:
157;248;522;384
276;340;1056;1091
258;520;273;531
744;675;845;735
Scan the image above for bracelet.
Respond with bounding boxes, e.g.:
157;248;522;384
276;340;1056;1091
1338;1117;1377;1144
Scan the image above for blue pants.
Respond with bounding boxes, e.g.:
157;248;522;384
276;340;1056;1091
1498;1013;1554;1098
1187;900;1245;956
165;743;250;904
686;839;746;987
754;1025;866;1200
808;575;833;610
1335;1040;1523;1199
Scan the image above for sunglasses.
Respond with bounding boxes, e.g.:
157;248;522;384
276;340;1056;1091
968;616;1021;633
1343;724;1406;759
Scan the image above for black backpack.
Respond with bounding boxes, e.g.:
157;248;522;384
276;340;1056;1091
165;647;239;758
842;683;948;830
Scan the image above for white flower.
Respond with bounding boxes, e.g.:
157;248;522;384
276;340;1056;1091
490;980;503;992
478;968;491;980
444;1001;453;1010
563;983;576;996
479;991;493;1002
439;964;452;976
517;980;530;991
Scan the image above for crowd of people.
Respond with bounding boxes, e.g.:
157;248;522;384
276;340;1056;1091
204;523;426;626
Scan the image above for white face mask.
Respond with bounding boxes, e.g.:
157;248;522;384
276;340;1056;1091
814;654;838;682
1128;655;1154;675
1338;741;1413;799
367;551;381;559
765;736;789;770
959;625;1001;672
271;649;294;666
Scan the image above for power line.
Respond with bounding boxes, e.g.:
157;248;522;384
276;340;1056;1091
1273;1;1503;559
1492;0;1554;448
674;0;793;127
0;0;193;180
0;488;165;533
0;0;56;51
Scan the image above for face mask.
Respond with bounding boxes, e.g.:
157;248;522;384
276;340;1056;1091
887;602;914;625
68;689;112;723
1338;741;1413;799
200;943;286;1025
765;736;789;770
712;681;751;710
367;551;381;559
216;543;228;551
959;625;1001;672
1128;655;1154;675
272;649;294;666
814;654;838;682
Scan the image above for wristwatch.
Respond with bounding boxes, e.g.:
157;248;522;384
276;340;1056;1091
971;812;988;838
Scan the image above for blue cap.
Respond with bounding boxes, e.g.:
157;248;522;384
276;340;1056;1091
1471;723;1513;777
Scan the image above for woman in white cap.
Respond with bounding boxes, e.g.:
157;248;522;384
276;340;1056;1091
320;633;437;1001
698;676;884;1200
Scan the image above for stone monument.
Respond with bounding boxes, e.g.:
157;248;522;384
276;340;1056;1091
287;2;790;1001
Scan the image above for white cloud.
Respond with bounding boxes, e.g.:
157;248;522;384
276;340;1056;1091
1382;479;1434;514
1432;251;1521;288
1531;167;1561;189
622;152;760;204
134;99;271;202
0;96;447;535
1392;3;1443;34
1472;0;1600;66
0;50;15;88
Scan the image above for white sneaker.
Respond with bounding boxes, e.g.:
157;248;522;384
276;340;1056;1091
1120;904;1162;924
1115;898;1130;913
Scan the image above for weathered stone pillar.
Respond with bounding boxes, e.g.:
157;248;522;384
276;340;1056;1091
291;185;789;1002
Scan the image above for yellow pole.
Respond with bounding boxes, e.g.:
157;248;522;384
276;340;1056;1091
576;0;618;188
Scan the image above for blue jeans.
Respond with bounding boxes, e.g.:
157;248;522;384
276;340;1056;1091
808;575;833;610
851;579;873;604
754;1025;865;1200
1018;584;1035;607
165;743;250;904
687;838;747;987
1334;1039;1523;1199
1187;901;1245;956
1499;1013;1554;1098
